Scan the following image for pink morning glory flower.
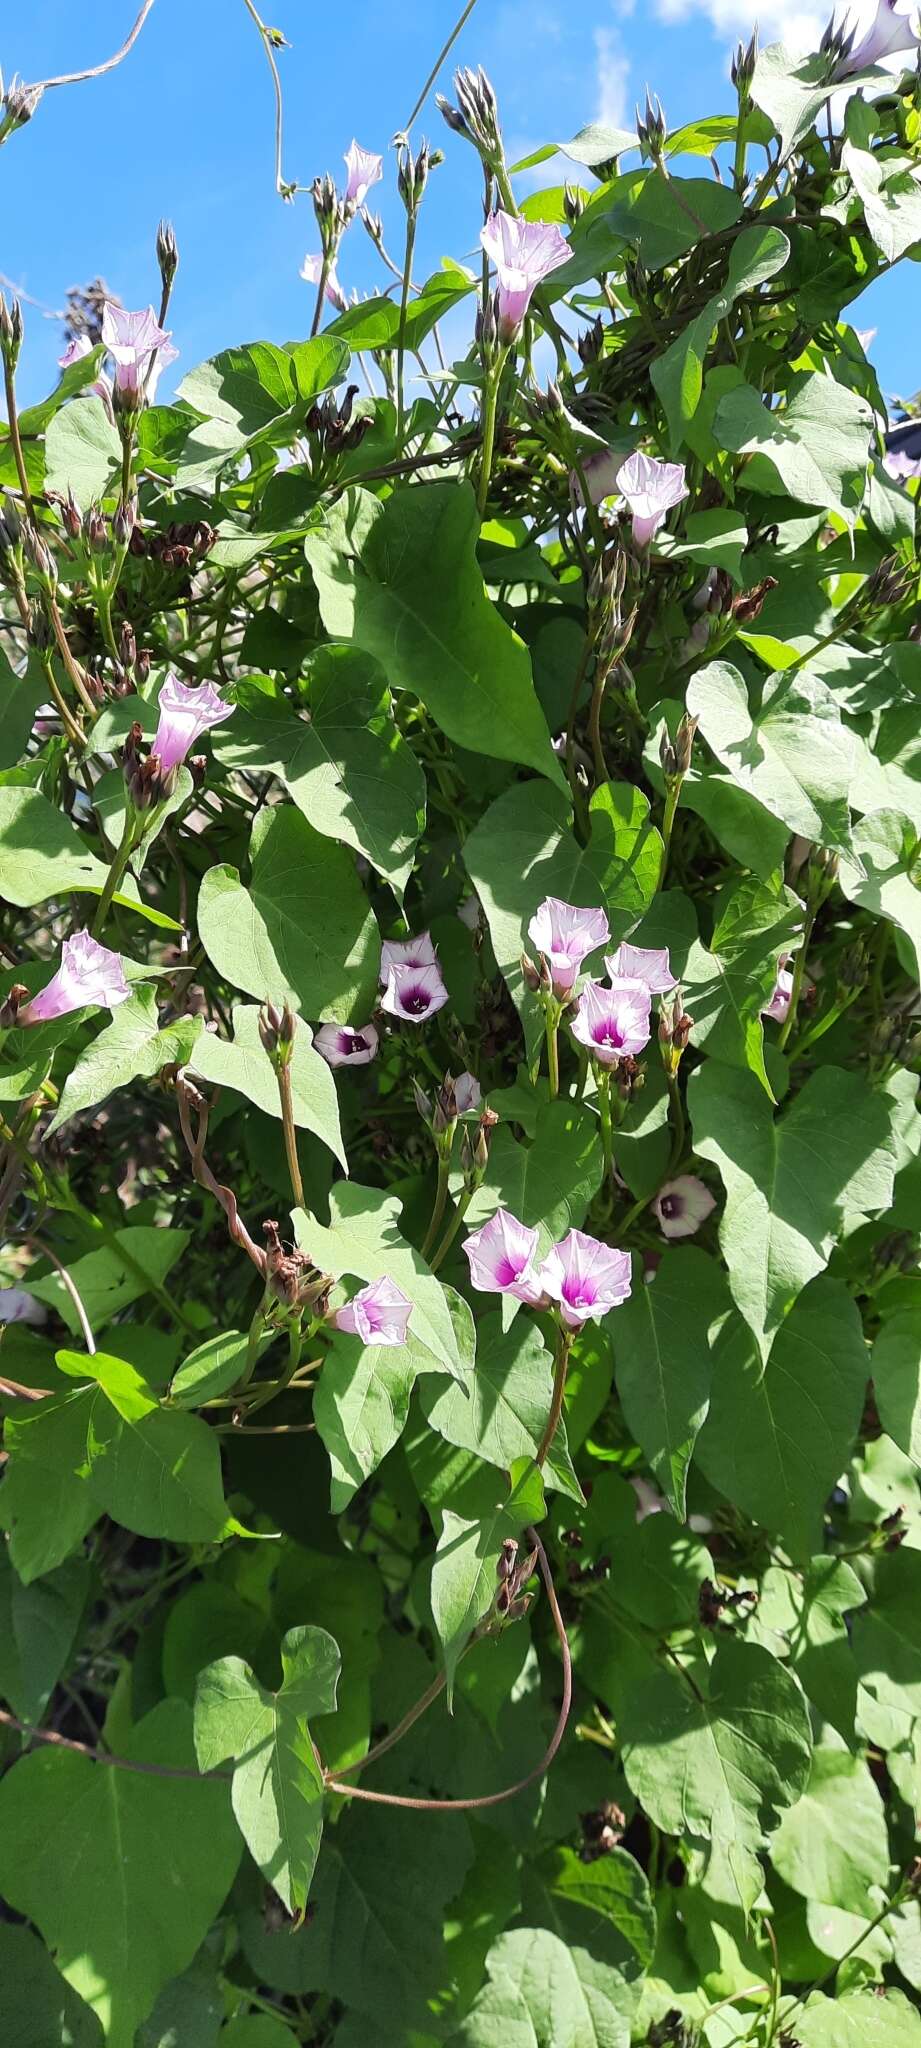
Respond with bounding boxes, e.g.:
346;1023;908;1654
527;898;610;998
463;1208;544;1304
331;1276;412;1346
453;1072;481;1115
479;210;570;343
20;931;130;1025
380;932;439;981
101;301;179;405
616;451;688;548
570;978;652;1066
314;1022;379;1067
884;446;921;483
653;1175;717;1240
605;942;677;995
343;139;383;211
836;0;921;75
539;1227;632;1328
152;674;234;775
299;253;347;311
381;962;449;1023
762;957;795;1024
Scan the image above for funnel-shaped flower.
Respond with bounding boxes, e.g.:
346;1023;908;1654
343;139;383;210
20;931;130;1025
299;253;347;311
527;898;610;998
836;0;921;75
101;301;178;404
332;1276;412;1346
453;1072;481;1115
570;978;651;1066
381;961;449;1023
539;1227;631;1328
480;210;570;342
463;1208;544;1304
314;1022;379;1067
605;942;677;995
884;445;921;482
762;957;794;1024
380;932;439;981
616;451;688;547
653;1174;717;1239
152;674;234;775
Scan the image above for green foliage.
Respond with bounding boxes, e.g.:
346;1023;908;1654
1;21;921;2045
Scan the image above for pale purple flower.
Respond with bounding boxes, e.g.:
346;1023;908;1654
381;963;449;1023
101;301;179;404
616;451;688;548
0;1286;46;1327
570;978;652;1066
380;932;439;981
539;1228;632;1328
653;1175;717;1240
58;333;112;408
762;957;795;1024
299;253;347;311
314;1022;379;1067
605;942;677;995
463;1208;544;1304
884;446;921;483
453;1072;481;1115
835;0;921;76
20;931;130;1025
578;450;622;505
332;1276;412;1346
480;210;570;342
527;898;610;998
343;140;383;211
152;674;234;775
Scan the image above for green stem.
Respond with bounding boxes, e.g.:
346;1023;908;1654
430;1186;473;1274
241;1319;304;1420
597;1068;614;1183
665;1072;685;1175
564;633;594;827
587;654;611;790
90;815;137;938
276;1062;304;1210
234;1299;269;1396
475;352;506;518
396;209;417;450
732;97;749;193
658;779;681;891
421;1152;451;1260
777;909;815;1051
310;256;331;338
545;1011;560;1100
535;1325;573;1468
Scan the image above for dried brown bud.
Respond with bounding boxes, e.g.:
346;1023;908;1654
732;574;778;624
520;951;542;994
0;982;29;1028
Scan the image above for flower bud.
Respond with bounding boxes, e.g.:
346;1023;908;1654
26;603;52;652
577;316;604;366
0;74;43;136
113;497;137;547
636;89;667;165
731;26;758;98
0;292;23;370
520;951;542;994
84;504;108;554
475;293;498;363
436;94;473;140
1;492;22;549
156;218;179;289
0;983;28;1028
22;523;56;590
60;489;83;541
563;181;585;226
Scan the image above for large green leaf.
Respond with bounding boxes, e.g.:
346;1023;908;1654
213;651;426;897
0;1924;102;2048
313;1334;421;1511
419;1311;582;1502
0;788;177;927
198;803;379;1026
448;1925;632;2047
461;1098;604;1253
0;646;47;769
613;1247;728;1519
689;1062;895;1356
753;1556;865;1741
431;1464;545;1698
651;226;789;449
47;990;201;1135
0;1699;241;2048
852;1548;921;1752
188;1001;345;1168
304;483;563;784
620;1636;813;1854
194;1625;340;1912
687;660;854;852
792;1989;921;2046
873;1311;921;1466
713;373;873;518
44;396;122;501
0;1548;88;1723
694;1279;869;1554
27;1228;189;1334
294;1182;467;1379
839;809;921;981
753;40;882;157
770;1747;889;1913
631;879;801;1096
177;336;347;439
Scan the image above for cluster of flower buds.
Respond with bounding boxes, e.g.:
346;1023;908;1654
577;315;605;368
21;520;57;593
658;990;694;1078
861;553;914;613
588;543;635;670
0;492;23;586
156;219;179;292
459;1105;499;1196
0;73;42;147
302;384;372;467
311;172;350;256
263;1219;330;1315
636;90;668;168
731;26;759;100
0;291;23;370
130;518;215;570
436;65;502;160
258;1000;297;1070
659;711;698;786
492;1536;538;1626
415;1070;482;1144
396;138;442;215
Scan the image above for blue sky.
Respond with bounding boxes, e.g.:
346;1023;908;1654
3;0;918;411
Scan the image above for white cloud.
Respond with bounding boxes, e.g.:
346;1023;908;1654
651;0;824;51
595;24;633;126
